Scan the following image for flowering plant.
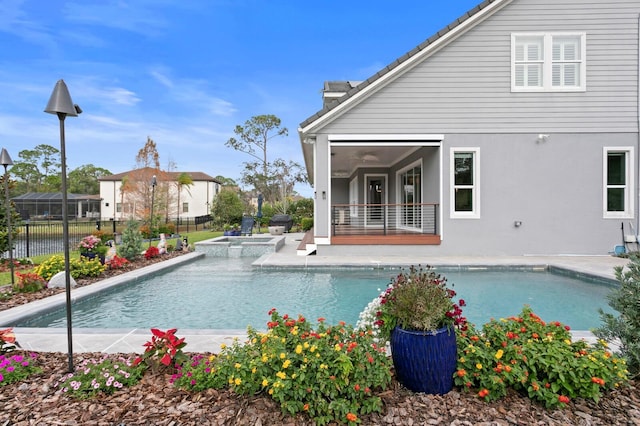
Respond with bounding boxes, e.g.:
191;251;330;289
78;235;107;255
56;355;144;398
144;246;160;259
359;265;466;342
0;352;41;387
455;306;629;408
13;272;47;293
133;328;187;373
0;328;18;354
172;309;392;425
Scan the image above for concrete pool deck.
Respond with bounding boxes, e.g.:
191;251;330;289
6;232;630;354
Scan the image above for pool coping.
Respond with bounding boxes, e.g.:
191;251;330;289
2;233;629;353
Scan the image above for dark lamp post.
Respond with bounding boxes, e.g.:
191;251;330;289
44;79;82;373
149;175;157;248
0;148;14;286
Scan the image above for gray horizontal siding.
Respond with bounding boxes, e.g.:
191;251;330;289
321;0;640;135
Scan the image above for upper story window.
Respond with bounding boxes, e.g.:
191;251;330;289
512;33;586;92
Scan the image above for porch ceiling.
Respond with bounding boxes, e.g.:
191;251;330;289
330;146;418;177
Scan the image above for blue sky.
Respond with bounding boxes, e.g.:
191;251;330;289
0;0;481;197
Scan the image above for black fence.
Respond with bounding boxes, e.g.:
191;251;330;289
8;215;213;258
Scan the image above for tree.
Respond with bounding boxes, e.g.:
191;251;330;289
175;172;193;225
11;144;61;192
0;175;22;257
68;164;112;194
214;175;237;187
210;188;245;229
225;115;307;210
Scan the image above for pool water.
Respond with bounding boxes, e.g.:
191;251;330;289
16;258;618;331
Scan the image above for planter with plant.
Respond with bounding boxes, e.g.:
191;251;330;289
368;265;466;394
78;235;108;264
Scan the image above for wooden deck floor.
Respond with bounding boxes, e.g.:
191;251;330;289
331;233;441;245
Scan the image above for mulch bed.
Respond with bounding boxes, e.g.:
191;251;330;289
1;351;638;425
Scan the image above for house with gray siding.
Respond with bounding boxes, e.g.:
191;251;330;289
297;0;640;256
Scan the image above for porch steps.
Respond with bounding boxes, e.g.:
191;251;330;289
296;229;316;256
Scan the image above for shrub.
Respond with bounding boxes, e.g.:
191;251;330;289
55;355;144;398
119;219;144;260
108;255;129;270
593;254;640;377
455;306;629;408
301;217;313;231
13;272;47;293
172;309;392;426
144;246;160;259
34;255;106;280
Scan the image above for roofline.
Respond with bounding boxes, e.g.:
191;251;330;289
298;0;508;135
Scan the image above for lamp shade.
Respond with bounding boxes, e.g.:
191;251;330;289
44;79;79;117
0;148;13;167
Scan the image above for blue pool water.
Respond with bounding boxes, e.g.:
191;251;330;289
16;257;618;330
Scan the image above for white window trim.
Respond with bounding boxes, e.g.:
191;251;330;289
450;148;480;219
396;159;423;231
603;147;634;219
511;32;586;92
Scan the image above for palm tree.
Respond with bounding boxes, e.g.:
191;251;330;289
176;172;193;231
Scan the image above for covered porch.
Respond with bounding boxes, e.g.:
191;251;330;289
330;202;440;245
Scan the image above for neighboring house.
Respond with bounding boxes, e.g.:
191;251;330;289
12;192;101;220
98;168;221;221
298;0;640;256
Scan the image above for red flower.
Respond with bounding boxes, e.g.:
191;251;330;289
346;413;358;422
478;389;490;398
558;395;570;404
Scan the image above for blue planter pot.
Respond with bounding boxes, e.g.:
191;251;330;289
390;325;457;394
81;252;105;265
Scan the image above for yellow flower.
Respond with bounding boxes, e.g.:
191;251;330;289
208;355;216;362
564;339;572;345
234;378;242;386
320;363;328;369
268;388;274;395
283;359;291;369
252;367;257;374
281;338;286;343
234;363;241;369
291;326;299;336
495;349;504;360
228;377;234;384
459;357;466;363
334;344;342;351
220;343;227;350
280;352;286;359
310;345;317;353
261;355;268;363
276;371;287;379
303;342;310;349
295;344;303;354
251;337;257;344
262;379;269;387
476;363;483;370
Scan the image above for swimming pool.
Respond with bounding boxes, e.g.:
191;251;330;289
13;256;618;331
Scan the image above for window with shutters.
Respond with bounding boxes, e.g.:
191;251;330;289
511;33;585;92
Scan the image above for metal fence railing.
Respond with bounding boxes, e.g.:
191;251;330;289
8;215;213;258
331;203;439;237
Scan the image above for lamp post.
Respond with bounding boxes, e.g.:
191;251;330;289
44;79;81;373
0;148;14;286
149;175;156;248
